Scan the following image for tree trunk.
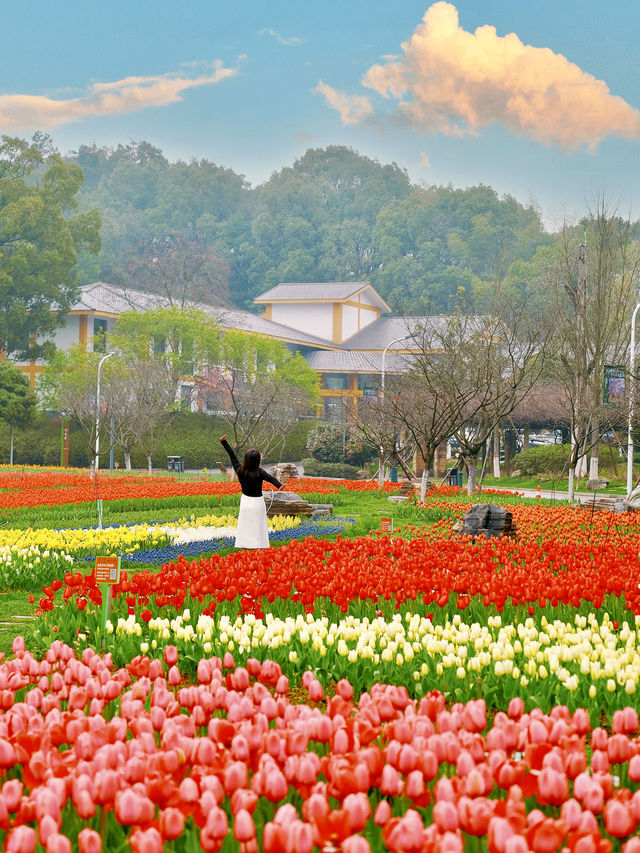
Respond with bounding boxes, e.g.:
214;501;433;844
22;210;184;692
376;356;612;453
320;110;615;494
147;454;153;475
124;450;132;470
377;446;385;488
467;454;478;495
492;428;501;478
568;466;576;502
9;425;13;466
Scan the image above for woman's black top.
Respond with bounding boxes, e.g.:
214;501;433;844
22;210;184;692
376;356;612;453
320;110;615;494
220;439;282;497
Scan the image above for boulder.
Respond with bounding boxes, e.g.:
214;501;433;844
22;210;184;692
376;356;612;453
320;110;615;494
264;490;313;518
453;503;517;541
273;463;299;483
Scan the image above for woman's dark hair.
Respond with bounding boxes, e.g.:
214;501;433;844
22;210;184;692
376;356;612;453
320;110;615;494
237;448;261;486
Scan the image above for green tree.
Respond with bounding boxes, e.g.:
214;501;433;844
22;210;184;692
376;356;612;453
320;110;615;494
0;361;37;464
0;136;101;360
199;330;319;459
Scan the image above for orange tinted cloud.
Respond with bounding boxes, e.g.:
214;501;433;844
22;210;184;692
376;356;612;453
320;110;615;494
0;62;236;131
357;2;640;149
314;81;373;125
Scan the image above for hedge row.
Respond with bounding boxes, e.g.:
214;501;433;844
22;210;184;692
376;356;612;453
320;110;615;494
0;414;317;470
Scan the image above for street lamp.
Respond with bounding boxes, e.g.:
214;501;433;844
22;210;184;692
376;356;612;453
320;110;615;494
378;334;412;487
627;304;640;496
94;351;115;475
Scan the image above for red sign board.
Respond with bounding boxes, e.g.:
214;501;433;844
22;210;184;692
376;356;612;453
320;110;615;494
95;556;121;584
380;516;393;533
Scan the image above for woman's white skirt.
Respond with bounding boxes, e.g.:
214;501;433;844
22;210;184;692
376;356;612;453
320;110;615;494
235;494;270;549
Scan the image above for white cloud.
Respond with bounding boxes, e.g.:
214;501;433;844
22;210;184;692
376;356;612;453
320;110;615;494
324;2;640;150
314;81;373;125
0;61;236;131
419;151;431;168
261;28;303;46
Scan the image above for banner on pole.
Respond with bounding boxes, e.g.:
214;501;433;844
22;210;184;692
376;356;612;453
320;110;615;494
604;365;626;406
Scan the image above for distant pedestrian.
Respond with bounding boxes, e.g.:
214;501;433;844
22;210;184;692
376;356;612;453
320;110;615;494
220;436;282;548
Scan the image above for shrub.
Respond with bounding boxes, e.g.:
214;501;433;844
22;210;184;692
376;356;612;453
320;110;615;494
512;443;571;477
306;423;376;465
301;458;361;479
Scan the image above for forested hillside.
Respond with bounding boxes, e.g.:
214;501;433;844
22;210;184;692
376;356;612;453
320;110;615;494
65;140;552;313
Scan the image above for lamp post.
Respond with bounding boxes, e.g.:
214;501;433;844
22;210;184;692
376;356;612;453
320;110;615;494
627;303;640;496
378;334;412;487
94;352;114;476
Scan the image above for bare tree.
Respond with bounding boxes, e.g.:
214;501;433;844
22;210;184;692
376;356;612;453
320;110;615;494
547;202;640;499
387;294;555;494
107;360;177;471
126;235;231;307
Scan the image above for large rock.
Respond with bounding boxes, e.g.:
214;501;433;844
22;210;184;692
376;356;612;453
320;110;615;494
264;490;313;518
452;503;517;540
273;463;299;482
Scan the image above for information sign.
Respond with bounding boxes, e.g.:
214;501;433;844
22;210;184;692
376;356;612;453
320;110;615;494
95;556;121;584
380;516;394;533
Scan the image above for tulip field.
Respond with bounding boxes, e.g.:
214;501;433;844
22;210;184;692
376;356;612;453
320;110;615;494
1;468;640;851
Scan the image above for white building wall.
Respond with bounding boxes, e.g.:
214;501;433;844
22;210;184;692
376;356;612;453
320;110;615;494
342;305;359;340
269;302;335;341
356;290;380;332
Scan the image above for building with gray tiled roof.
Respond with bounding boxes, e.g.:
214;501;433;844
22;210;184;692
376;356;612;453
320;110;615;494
15;280;437;420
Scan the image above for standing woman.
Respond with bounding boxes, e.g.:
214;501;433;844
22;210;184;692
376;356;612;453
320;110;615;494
220;436;283;549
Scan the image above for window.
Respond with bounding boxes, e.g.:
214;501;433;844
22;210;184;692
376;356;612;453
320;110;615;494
93;319;107;353
323;373;349;390
357;373;380;392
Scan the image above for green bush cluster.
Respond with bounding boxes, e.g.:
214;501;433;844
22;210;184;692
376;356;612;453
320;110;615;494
512;443;571;477
0;413;319;470
301;458;362;479
305;422;375;466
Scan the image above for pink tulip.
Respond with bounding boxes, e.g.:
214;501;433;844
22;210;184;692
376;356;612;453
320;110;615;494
336;678;354;701
342;835;372;853
6;825;37;853
168;666;181;686
233;809;255;842
163;646;178;666
374;799;392;826
434;800;459;832
624;839;640;853
160;807;185;840
591;727;608;750
537;767;569;806
487;816;515;853
604;800;635;838
78;829;102;853
2;779;22;811
130;827;163;853
613;707;639;734
608;733;631;764
44;834;72;853
206;806;229;839
507;697;525;719
308;680;324;702
343;793;371;832
384;809;425;853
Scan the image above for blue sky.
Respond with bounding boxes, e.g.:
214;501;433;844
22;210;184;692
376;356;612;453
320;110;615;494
3;1;640;228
